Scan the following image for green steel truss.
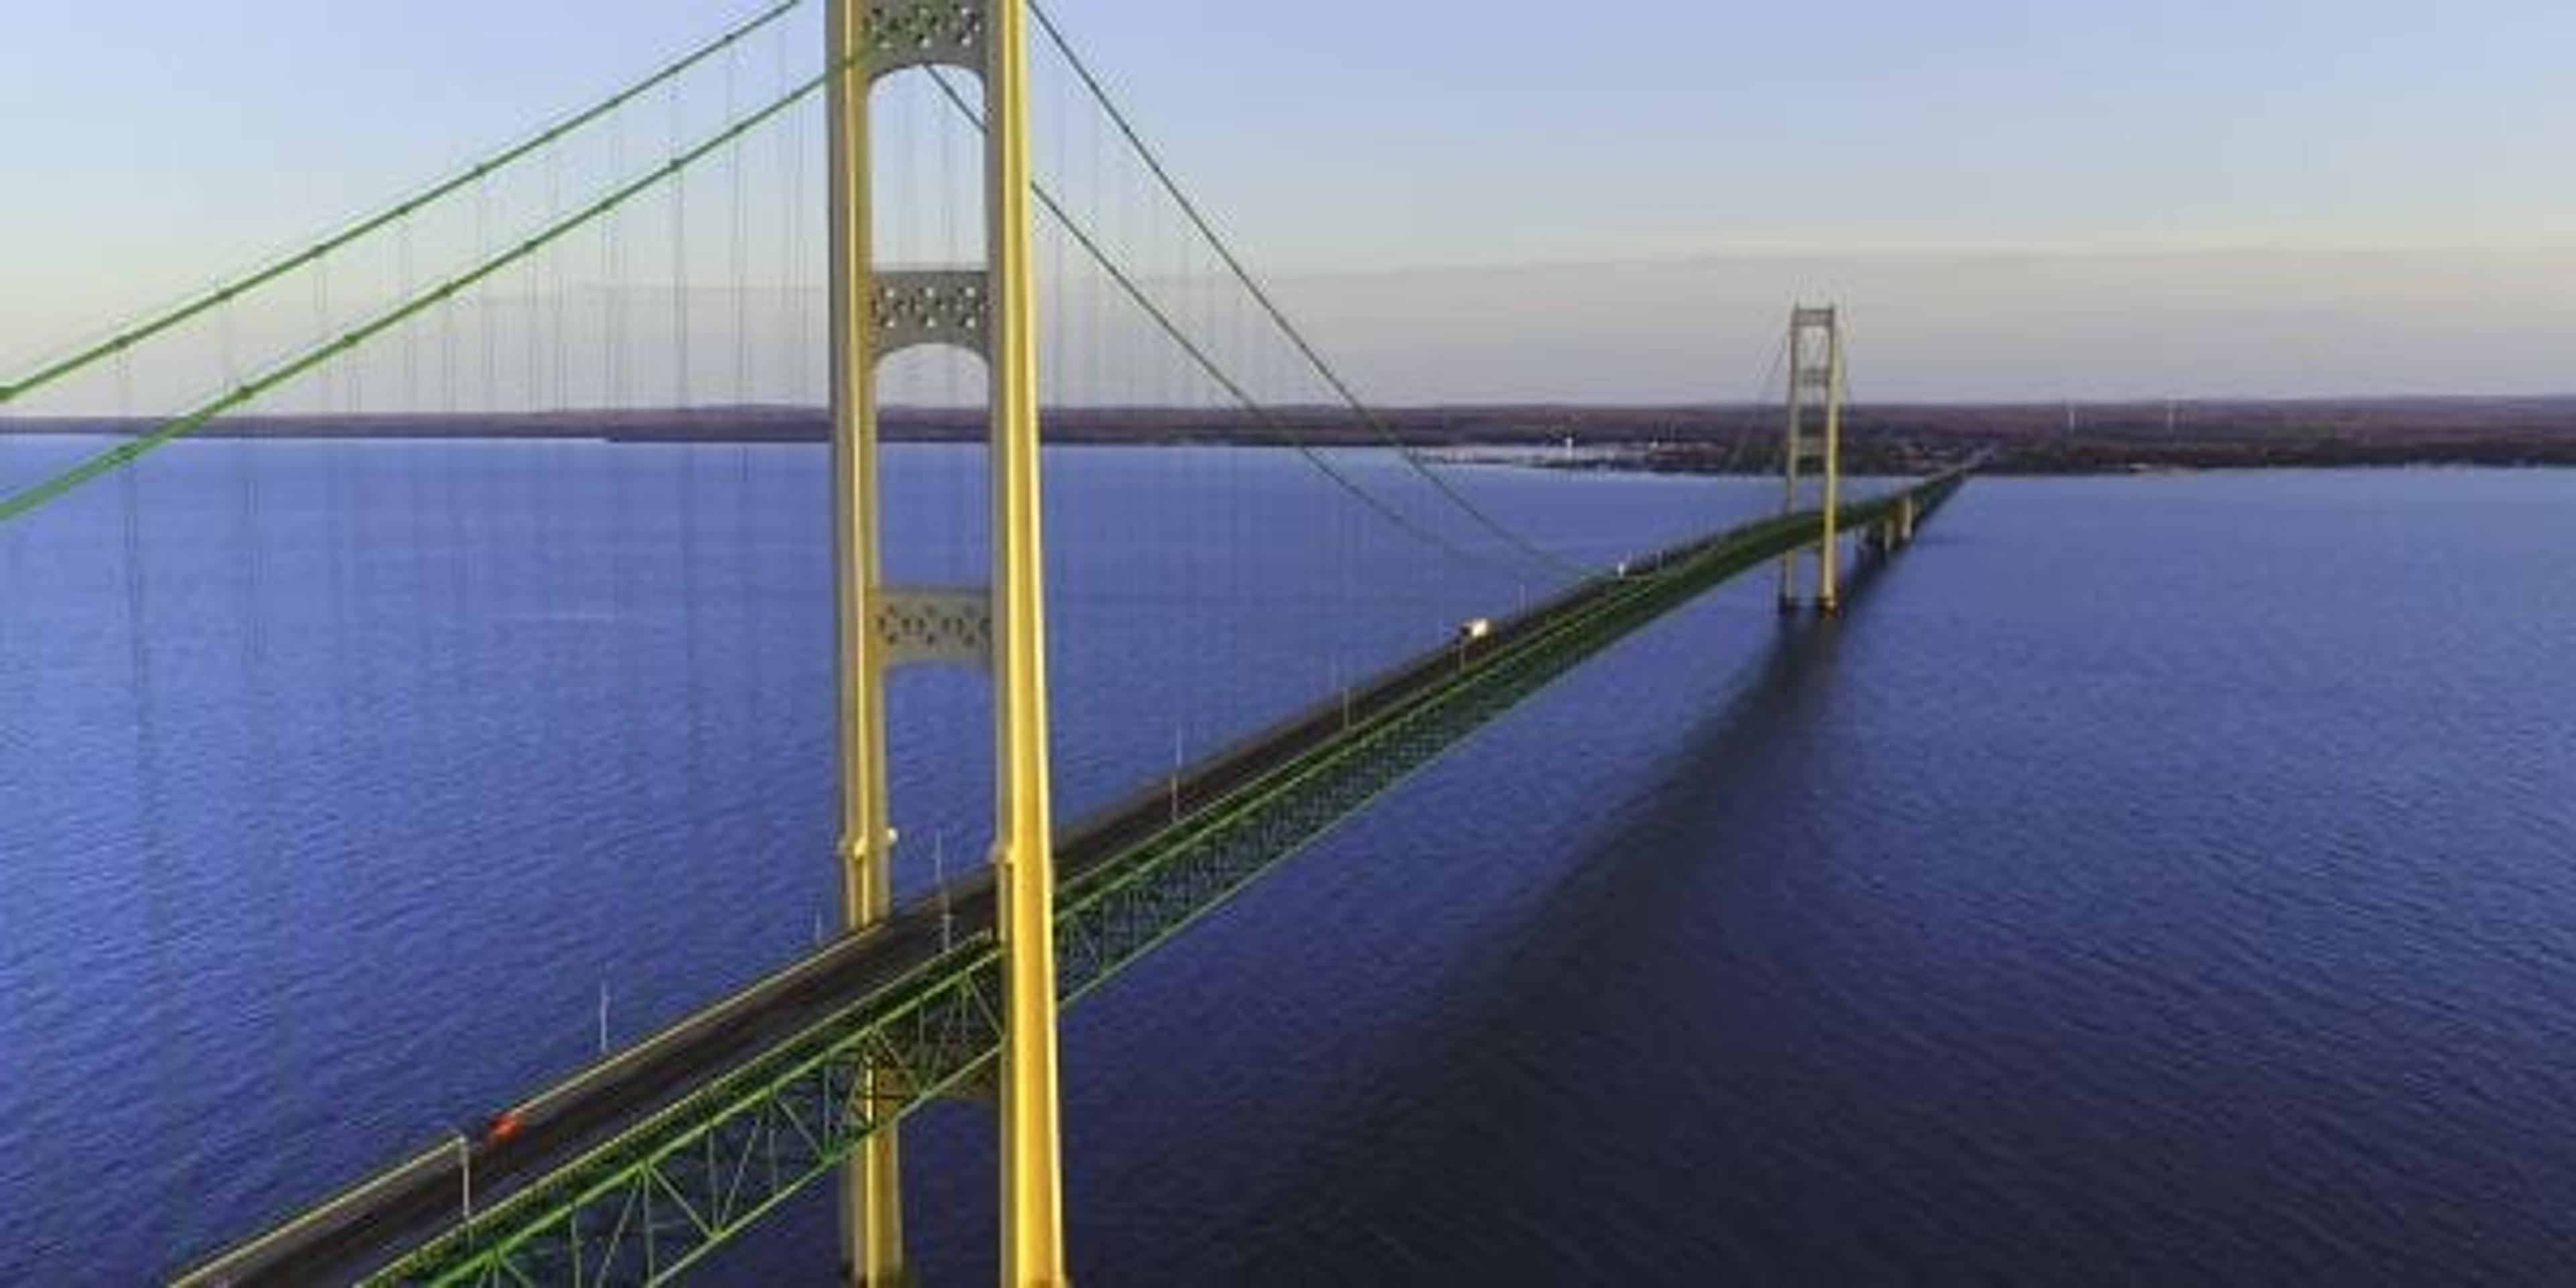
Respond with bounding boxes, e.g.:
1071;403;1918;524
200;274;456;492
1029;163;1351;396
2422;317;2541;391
316;476;1964;1287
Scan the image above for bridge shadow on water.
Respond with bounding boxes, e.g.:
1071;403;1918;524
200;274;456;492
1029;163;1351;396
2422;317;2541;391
1176;556;1921;1282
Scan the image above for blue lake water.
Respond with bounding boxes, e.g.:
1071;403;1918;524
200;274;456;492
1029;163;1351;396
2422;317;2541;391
3;443;2574;1283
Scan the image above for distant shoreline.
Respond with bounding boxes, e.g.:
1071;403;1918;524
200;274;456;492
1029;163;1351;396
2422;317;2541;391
7;396;2573;476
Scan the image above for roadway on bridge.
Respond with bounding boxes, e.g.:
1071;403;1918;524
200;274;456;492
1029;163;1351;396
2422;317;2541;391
178;478;1962;1285
180;508;1734;1285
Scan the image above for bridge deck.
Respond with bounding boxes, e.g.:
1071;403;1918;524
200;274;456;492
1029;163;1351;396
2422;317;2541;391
176;474;1964;1287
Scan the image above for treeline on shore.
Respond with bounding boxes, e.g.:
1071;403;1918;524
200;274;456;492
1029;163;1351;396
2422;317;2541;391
7;396;2572;474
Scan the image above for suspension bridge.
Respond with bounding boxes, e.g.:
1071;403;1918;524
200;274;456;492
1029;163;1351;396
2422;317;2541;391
1;3;1970;1285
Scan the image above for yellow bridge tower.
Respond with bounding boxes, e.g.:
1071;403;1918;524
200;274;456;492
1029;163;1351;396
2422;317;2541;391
826;1;1065;1284
1778;305;1847;615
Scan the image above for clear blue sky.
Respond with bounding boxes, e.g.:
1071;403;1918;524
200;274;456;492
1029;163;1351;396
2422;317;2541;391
5;0;2574;400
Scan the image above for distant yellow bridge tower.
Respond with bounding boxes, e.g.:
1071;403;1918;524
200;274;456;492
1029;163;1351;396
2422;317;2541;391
826;1;1065;1284
1778;305;1847;615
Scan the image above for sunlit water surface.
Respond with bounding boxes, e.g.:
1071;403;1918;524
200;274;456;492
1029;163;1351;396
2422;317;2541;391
3;445;2572;1283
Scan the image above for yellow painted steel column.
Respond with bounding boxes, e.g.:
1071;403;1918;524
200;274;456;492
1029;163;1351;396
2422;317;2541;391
825;1;906;1282
1817;313;1845;615
983;0;1069;1282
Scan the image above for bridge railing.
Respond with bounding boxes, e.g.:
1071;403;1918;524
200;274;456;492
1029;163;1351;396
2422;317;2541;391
178;468;1971;1286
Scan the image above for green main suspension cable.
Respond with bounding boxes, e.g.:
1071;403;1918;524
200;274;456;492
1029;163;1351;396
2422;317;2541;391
0;60;837;525
1028;0;1582;578
0;0;810;409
